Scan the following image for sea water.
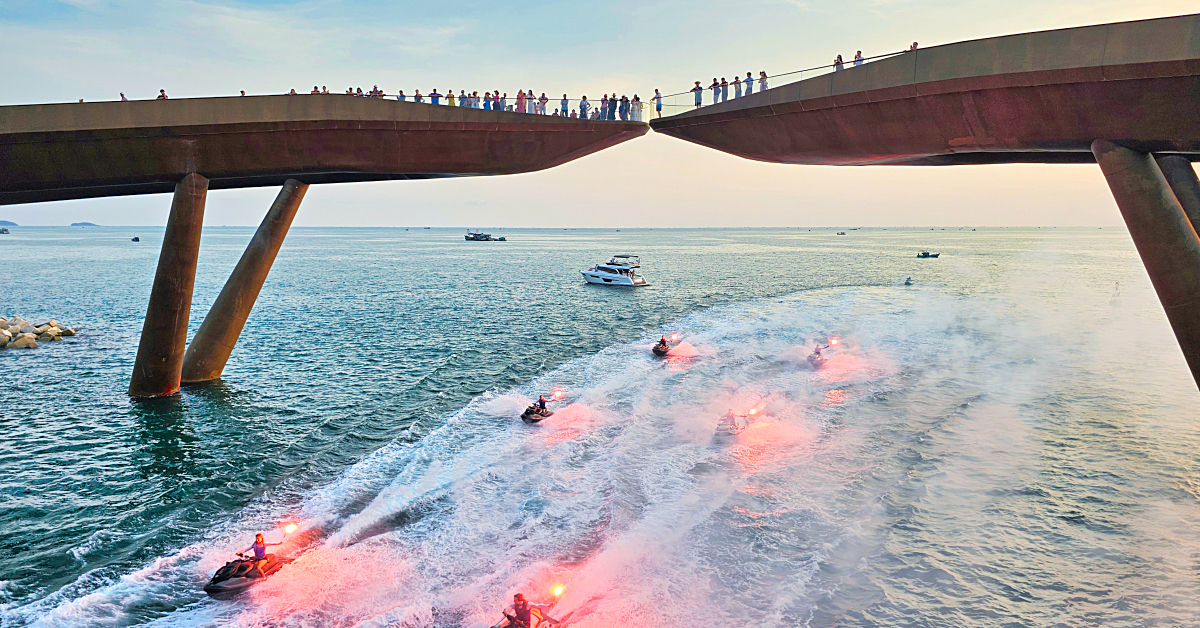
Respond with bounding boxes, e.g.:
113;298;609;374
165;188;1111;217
1;227;1197;627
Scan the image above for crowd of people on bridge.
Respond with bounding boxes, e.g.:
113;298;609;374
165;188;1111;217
691;71;769;108
276;85;647;121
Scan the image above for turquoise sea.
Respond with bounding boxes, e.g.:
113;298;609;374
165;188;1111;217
2;226;1198;627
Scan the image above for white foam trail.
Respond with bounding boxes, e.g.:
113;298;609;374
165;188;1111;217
20;282;1138;627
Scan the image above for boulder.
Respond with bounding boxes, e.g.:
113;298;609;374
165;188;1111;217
47;319;58;328
34;325;49;334
0;317;7;326
19;325;34;334
10;334;37;349
37;332;53;342
0;329;9;341
45;326;61;336
60;328;75;337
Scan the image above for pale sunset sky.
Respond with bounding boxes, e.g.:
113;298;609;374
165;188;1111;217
1;0;1196;227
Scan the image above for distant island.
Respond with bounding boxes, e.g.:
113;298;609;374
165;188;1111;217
0;220;16;227
70;222;100;227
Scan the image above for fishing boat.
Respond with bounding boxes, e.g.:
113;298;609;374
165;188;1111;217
582;255;649;286
465;230;506;241
916;251;940;258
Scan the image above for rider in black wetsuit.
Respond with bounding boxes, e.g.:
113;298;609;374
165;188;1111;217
502;593;554;627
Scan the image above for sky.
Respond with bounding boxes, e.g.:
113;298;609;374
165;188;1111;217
0;0;1196;227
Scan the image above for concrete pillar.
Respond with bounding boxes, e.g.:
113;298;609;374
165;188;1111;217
181;179;308;383
1092;140;1200;388
129;173;208;397
1155;156;1200;233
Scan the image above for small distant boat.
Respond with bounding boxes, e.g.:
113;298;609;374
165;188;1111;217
582;255;649;286
131;236;140;242
836;231;846;235
465;230;505;241
904;277;913;286
0;227;9;234
916;251;940;258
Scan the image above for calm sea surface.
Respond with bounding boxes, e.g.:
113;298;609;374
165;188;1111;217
1;226;1198;627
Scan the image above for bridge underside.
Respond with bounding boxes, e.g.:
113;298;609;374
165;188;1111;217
0;95;646;205
650;70;1200;166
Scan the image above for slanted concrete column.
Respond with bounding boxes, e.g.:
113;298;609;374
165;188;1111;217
129;173;208;397
181;179;308;383
1155;156;1200;233
1092;140;1200;388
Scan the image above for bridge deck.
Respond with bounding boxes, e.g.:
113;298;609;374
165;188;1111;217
0;95;647;205
650;13;1200;165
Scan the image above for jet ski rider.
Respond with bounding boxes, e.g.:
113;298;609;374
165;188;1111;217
537;395;548;412
242;533;282;574
502;592;555;627
656;336;668;351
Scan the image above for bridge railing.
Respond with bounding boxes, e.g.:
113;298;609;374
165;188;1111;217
642;49;910;117
349;92;650;121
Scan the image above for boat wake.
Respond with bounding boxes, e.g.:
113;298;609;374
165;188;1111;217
13;282;1191;628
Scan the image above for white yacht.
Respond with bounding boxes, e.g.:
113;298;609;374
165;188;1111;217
581;255;649;286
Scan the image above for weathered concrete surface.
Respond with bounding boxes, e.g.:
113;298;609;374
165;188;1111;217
180;179;307;384
1093;140;1200;388
1157;155;1200;232
652;14;1200;165
0;96;647;204
129;173;207;397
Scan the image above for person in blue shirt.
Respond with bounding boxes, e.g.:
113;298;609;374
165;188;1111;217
691;81;703;108
579;96;590;119
561;95;569;115
430;89;441;105
242;533;282;574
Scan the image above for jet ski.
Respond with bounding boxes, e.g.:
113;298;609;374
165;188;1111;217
714;410;753;437
904;277;913;286
204;553;290;600
807;351;826;369
521;404;554;423
652;342;670;357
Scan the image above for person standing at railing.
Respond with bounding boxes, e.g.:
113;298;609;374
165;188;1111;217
720;78;729;102
539;93;549;115
692;81;703;108
561;94;569;116
744;72;754;96
447;91;456;106
618;95;629;120
397;90;406;101
909;42;918;51
650;89;662;117
733;76;742;99
500;92;508;110
414;89;423;103
579;95;590;119
854;51;864;66
600;94;608;118
834;55;844;72
430;89;441;105
483;92;492;110
709;78;719;105
516;90;526;114
632;95;642;121
607;93;618;120
758;71;768;91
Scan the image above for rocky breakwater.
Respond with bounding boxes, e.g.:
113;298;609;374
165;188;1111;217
1;317;78;349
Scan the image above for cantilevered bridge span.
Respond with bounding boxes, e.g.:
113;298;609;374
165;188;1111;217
0;96;647;396
651;13;1200;389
